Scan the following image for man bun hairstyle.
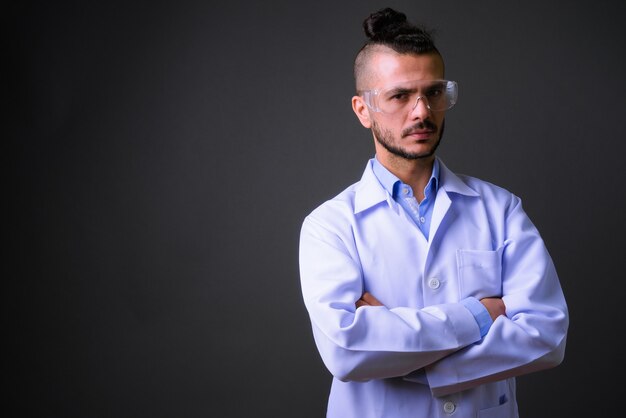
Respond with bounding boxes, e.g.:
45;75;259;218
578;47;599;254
354;8;440;89
363;7;437;54
364;7;409;40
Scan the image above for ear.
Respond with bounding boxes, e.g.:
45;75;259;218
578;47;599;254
352;95;372;129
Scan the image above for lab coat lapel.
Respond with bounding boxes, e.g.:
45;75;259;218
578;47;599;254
428;187;454;250
427;159;479;249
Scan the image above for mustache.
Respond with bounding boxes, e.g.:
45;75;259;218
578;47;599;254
401;120;438;137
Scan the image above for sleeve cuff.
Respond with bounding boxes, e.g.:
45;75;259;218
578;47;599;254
460;297;493;338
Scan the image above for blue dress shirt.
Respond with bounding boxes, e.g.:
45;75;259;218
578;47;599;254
372;156;439;240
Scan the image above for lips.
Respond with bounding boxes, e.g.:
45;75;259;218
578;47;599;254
404;130;434;139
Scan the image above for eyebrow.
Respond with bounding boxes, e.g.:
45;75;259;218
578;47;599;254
386;87;416;95
385;81;443;93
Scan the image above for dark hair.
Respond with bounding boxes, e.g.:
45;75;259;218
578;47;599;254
354;8;440;89
362;7;438;55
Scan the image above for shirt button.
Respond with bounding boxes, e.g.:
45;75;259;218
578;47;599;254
419;216;426;223
402;188;409;195
443;401;456;414
428;278;440;289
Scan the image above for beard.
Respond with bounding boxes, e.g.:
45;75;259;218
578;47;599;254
372;119;444;160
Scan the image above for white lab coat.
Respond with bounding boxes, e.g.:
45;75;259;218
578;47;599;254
299;158;568;418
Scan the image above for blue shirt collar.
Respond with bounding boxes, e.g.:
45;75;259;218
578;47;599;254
354;157;478;214
372;156;440;199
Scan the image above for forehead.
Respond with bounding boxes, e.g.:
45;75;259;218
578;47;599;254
366;50;444;89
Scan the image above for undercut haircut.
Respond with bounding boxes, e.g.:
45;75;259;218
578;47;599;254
354;8;441;91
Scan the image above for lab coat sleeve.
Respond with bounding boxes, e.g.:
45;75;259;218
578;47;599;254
424;195;569;396
299;213;483;382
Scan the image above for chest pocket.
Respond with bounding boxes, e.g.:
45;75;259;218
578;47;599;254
456;245;505;299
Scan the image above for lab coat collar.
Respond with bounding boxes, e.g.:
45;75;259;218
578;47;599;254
437;159;480;197
354;157;478;214
354;159;389;214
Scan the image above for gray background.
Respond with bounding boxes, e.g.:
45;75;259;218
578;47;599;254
9;0;626;417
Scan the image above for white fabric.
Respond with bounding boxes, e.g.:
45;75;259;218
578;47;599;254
299;158;568;418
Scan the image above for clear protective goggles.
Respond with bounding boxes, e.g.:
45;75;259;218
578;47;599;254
359;79;458;114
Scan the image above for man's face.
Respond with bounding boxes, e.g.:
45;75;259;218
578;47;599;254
354;51;447;162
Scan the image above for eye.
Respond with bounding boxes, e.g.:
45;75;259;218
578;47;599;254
425;87;444;98
390;92;410;101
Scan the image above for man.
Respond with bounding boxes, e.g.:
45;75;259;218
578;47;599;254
298;7;569;418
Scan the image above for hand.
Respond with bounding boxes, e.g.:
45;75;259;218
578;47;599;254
356;292;384;308
480;297;506;321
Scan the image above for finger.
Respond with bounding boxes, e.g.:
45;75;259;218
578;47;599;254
355;298;368;308
361;292;384;306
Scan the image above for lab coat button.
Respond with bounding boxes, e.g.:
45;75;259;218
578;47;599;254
428;277;440;289
443;401;456;414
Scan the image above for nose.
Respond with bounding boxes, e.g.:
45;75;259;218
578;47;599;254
409;96;431;119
